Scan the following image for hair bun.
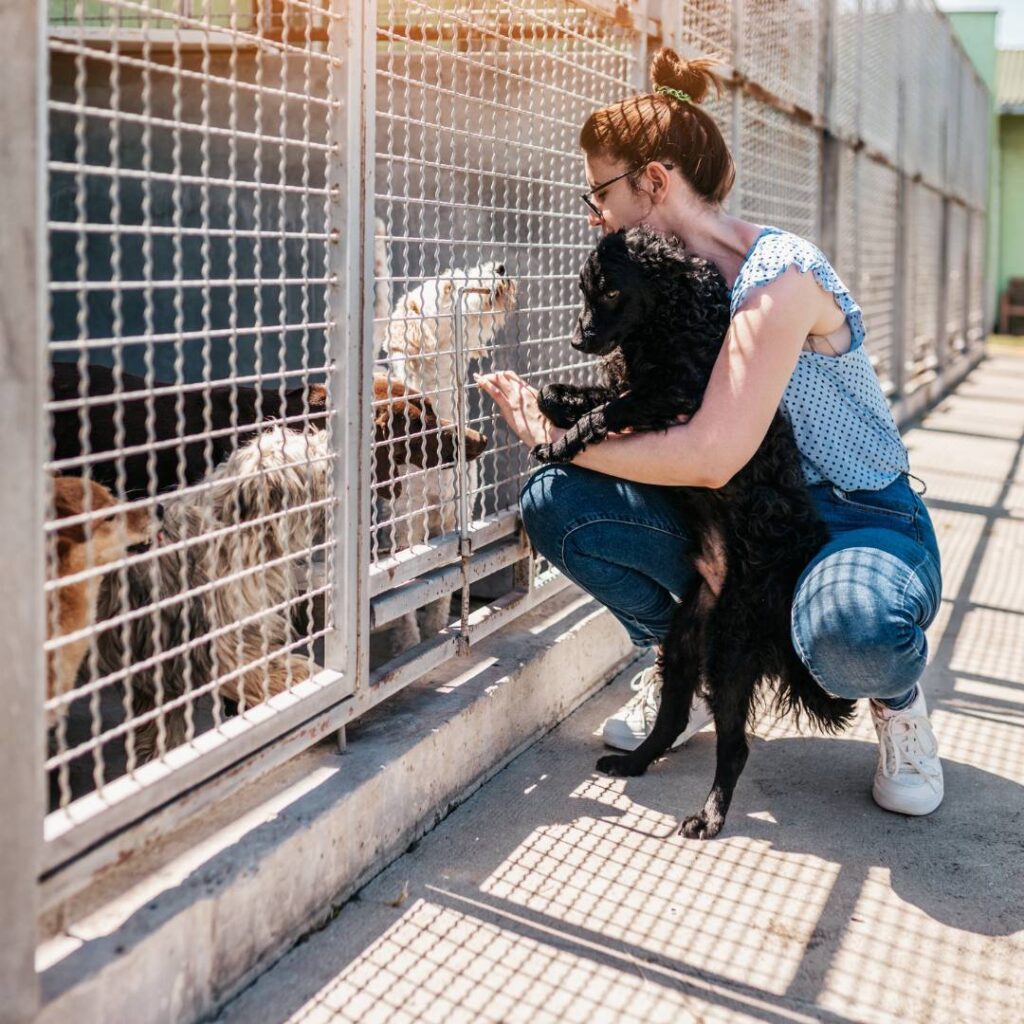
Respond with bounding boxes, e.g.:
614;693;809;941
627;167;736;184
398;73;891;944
650;48;724;105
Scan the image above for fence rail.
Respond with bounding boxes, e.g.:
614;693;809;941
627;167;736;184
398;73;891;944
0;2;991;1015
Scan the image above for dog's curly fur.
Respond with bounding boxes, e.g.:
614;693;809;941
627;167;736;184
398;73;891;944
533;227;856;840
91;425;333;763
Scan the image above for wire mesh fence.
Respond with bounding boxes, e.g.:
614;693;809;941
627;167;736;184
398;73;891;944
42;0;357;873
20;0;993;898
368;0;638;671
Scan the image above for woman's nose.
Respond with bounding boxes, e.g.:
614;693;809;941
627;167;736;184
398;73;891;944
587;210;603;229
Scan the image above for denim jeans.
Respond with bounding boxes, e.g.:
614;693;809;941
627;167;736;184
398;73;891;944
519;465;943;705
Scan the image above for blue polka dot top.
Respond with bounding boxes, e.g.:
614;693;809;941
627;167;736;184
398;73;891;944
730;226;909;491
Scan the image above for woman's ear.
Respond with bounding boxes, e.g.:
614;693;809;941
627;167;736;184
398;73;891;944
645;161;673;203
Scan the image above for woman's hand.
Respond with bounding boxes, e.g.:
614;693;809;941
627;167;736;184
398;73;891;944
474;371;565;450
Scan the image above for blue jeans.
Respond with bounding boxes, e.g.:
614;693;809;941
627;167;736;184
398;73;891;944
519;466;943;705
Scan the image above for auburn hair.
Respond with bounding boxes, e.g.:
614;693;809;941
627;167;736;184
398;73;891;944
579;48;735;205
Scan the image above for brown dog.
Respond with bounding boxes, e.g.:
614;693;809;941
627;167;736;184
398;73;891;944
51;363;485;500
372;374;487;500
46;476;153;719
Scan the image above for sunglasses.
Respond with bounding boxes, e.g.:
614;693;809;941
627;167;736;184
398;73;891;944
580;161;675;218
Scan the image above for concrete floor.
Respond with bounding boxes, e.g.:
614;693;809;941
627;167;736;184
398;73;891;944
217;353;1024;1024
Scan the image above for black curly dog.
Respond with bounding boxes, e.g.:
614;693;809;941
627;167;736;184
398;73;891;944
532;227;856;839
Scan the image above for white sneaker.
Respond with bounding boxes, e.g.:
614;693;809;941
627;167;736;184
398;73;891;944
871;688;944;816
600;663;712;752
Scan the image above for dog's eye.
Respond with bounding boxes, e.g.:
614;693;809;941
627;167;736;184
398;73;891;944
603;289;620;302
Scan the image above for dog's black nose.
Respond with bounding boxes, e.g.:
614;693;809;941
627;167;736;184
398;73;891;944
495;264;505;277
155;501;166;521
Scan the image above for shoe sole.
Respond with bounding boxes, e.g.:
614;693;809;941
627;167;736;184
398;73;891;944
872;781;944;816
601;698;714;753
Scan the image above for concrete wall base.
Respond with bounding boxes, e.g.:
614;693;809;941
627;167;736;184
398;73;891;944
36;589;638;1024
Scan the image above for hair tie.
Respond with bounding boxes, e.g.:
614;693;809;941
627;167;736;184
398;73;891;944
655;85;692;104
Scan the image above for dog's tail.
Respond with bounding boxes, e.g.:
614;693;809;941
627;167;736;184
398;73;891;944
773;651;857;734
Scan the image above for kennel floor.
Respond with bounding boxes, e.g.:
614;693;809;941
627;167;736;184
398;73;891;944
217;353;1024;1024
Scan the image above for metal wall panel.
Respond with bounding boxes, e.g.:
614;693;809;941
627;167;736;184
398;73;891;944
736;93;821;243
904;182;944;389
858;157;900;392
740;0;822;114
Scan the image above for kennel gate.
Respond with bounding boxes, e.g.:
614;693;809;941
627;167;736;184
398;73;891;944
39;0;366;896
0;3;993;1005
30;0;655;910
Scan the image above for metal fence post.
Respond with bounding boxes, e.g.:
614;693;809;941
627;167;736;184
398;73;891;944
326;0;375;699
0;0;44;1019
658;0;681;54
891;0;908;399
819;0;838;257
730;0;743;211
936;197;950;372
629;0;649;93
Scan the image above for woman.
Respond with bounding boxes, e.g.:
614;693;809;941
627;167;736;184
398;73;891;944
476;49;944;817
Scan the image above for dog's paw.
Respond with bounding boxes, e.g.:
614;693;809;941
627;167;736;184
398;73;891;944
595;754;646;778
531;442;564;464
677;812;724;840
537;385;582;428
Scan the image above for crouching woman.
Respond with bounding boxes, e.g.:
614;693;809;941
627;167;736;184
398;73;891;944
476;48;944;817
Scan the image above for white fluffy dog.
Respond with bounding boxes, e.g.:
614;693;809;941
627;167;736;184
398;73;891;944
93;425;333;762
373;216;392;353
381;262;515;424
376;261;516;653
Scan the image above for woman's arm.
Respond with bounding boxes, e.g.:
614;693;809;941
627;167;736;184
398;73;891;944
478;266;822;488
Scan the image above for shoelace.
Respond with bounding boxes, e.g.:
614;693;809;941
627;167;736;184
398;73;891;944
878;716;942;793
625;667;661;722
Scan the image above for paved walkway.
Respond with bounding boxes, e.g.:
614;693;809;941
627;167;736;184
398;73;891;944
218;352;1024;1024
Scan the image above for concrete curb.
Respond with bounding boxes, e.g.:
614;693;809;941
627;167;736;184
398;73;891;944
37;589;638;1024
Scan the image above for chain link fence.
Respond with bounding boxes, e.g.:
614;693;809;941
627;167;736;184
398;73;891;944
0;1;991;980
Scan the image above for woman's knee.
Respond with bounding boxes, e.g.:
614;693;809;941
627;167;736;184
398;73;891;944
519;463;629;567
519;465;578;563
519;465;563;529
791;558;929;700
794;618;927;700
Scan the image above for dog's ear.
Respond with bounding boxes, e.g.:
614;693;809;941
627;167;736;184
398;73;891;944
416;393;439;425
306;383;327;412
594;229;630;266
51;477;96;546
623;225;686;266
233;488;252;524
55;533;78;570
54;517;89;547
265;477;285;512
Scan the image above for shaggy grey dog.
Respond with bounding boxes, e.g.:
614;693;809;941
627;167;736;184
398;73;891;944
93;425;333;762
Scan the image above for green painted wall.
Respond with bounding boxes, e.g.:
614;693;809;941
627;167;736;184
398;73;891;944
948;10;998;91
949;10;1001;329
999;116;1024;304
